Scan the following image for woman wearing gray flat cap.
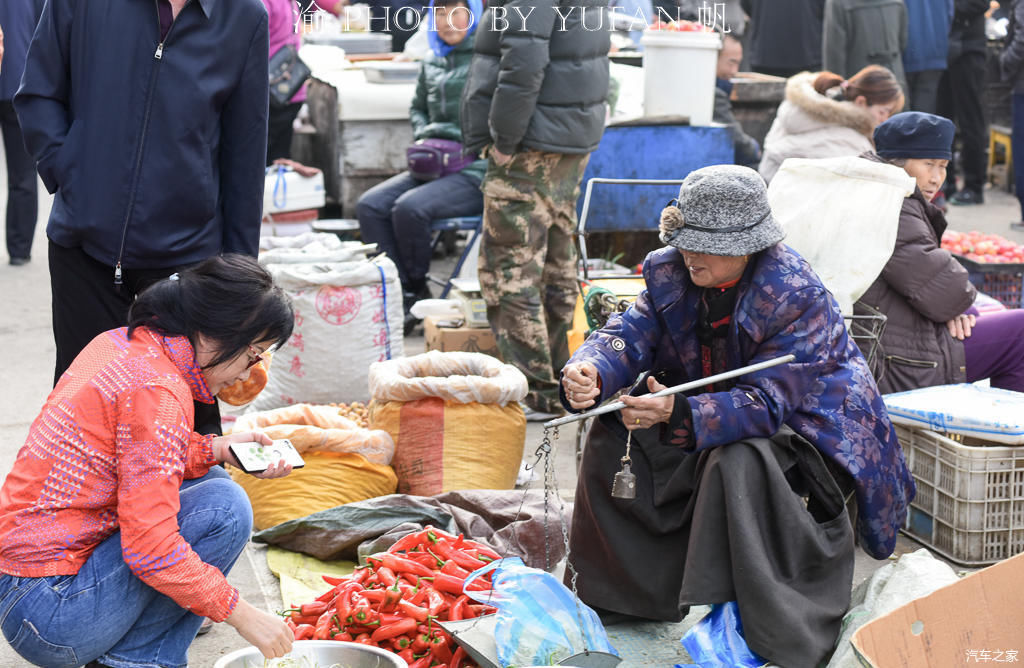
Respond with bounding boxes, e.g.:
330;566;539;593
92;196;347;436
559;165;913;667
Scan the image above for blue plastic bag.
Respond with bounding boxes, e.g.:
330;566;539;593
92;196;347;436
465;557;618;667
677;601;767;668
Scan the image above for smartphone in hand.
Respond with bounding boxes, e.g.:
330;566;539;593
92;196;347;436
228;438;305;474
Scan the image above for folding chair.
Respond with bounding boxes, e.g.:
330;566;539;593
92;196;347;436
426;216;483;298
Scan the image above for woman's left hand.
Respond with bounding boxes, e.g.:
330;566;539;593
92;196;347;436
620;376;674;430
212;431;294;479
946;313;976;341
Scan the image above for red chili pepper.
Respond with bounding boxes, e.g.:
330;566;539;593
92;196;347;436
468;604;496;616
432;541;485;573
378;580;404;613
405;551;440;569
371;617;418;643
429;635;453;663
352;566;372;585
449;646;468;668
397;599;430;623
293;623;315;640
391;635;413;651
284;617;297;632
425;589;447;617
313;610;336;640
376;566;398;587
322;574;348;586
354;632;375;646
448;595;469;622
352;598;374;624
299;601;329;617
398;648;416;663
424;573;486;596
382;554;436;579
424;525;458;542
388;530;427;554
285;612;320;626
333;631;353;642
440;560;472;579
409;656;433;668
361;589;386;604
411;632;431;653
468;542;500;561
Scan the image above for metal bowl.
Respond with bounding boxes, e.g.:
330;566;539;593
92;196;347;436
213;640;409;668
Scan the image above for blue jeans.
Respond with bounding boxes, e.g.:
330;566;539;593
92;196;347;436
0;467;252;668
356;170;483;288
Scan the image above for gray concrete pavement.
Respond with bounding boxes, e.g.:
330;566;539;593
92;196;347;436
0;143;1019;665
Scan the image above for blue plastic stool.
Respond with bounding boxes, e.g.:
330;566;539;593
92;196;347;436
427;216;482;298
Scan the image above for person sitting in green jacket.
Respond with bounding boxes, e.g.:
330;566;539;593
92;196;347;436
357;0;486;335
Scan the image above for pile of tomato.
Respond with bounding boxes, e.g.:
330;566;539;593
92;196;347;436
281;526;500;668
646;19;713;32
942;230;1024;264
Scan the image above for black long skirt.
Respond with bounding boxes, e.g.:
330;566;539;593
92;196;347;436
566;414;855;668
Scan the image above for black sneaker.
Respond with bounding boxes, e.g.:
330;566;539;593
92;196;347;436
950;190;984;205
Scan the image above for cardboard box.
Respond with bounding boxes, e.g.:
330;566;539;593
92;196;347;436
423;316;501;359
852;551;1024;666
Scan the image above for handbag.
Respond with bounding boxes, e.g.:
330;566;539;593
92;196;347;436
406;138;475;180
268;44;311;108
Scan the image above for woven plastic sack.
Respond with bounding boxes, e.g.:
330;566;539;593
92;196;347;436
230;453;398;530
230;403;398;529
768;156;915;315
254;253;404;410
678;601;766;668
368;352;528;495
464;557;618;667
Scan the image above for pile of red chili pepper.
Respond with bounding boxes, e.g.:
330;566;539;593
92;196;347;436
280;525;500;668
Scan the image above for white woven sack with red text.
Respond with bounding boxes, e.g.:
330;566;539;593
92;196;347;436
252;255;404;411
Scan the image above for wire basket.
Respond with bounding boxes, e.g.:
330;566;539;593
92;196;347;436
845;303;887;373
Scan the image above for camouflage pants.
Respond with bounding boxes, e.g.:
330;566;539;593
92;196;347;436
478;148;590;414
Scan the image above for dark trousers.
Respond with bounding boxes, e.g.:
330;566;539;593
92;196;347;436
1012;93;1024;220
267;101;303;165
48;242;222;434
938;51;988;196
1;101;39;260
965;308;1024;393
906;69;943;114
355;170;482;288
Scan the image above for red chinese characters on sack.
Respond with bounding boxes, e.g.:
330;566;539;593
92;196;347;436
315;286;362;325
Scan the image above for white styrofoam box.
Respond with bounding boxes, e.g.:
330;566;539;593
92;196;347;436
883;383;1024;445
264;165;326;215
640;30;721;125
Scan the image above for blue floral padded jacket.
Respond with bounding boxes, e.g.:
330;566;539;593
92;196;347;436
566;243;915;559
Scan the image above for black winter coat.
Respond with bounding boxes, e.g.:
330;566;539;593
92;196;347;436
460;0;610;155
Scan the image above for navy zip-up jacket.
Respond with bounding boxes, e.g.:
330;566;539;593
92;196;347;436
15;0;269;273
0;0;45;102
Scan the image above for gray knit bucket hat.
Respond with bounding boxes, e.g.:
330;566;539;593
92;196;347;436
659;165;785;256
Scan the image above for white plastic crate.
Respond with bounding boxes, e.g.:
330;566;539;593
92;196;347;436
897;423;1024;565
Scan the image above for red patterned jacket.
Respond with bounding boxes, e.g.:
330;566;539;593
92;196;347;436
0;327;239;621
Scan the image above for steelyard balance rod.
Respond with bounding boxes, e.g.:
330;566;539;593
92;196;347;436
543;354;797;429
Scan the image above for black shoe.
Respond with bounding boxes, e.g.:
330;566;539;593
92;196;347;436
403;312;422;337
950;190;984;205
9;256;29;266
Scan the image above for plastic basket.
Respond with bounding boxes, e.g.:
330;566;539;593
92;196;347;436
953;255;1024;308
896;423;1024;565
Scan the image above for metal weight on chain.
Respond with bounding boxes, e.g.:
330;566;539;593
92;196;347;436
610;431;636;499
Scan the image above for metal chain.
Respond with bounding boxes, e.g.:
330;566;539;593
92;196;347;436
623;430;633;467
544;424;591;655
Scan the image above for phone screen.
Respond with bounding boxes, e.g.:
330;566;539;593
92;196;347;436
229;439;305;474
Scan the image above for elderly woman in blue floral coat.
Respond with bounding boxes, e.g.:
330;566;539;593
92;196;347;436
560;165;914;668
